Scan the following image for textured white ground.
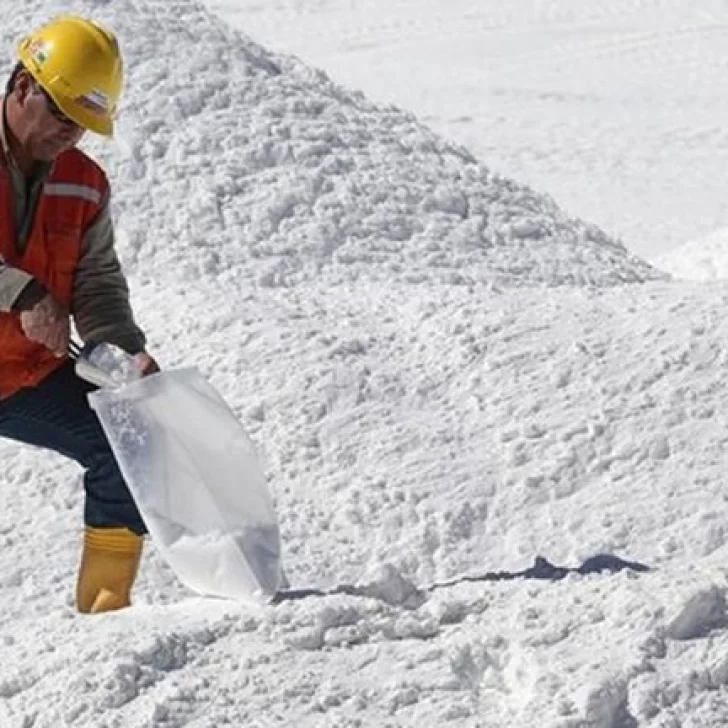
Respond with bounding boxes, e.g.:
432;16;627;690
208;0;728;265
1;1;728;727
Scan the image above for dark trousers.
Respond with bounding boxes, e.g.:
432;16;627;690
0;360;146;534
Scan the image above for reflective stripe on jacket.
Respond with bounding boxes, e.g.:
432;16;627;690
0;147;107;398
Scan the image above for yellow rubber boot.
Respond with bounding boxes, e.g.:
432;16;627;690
76;527;144;614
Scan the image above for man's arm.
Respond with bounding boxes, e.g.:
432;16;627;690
0;260;46;312
72;198;147;355
0;262;67;357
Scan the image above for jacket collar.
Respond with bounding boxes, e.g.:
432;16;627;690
0;96;10;169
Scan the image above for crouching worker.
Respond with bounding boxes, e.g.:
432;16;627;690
0;16;159;613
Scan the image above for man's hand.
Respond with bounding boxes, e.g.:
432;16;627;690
20;293;69;357
135;351;160;377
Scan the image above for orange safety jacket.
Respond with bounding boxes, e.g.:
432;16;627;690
0;145;107;399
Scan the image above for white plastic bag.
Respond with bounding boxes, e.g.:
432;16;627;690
88;366;282;603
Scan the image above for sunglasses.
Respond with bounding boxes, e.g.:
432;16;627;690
35;85;79;128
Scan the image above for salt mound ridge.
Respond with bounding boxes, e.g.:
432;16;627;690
654;227;728;281
14;0;663;289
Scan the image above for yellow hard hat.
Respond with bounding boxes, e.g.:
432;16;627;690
17;15;123;136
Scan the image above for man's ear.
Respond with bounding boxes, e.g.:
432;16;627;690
12;70;34;105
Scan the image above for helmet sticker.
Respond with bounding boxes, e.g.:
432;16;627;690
74;89;110;116
27;39;49;65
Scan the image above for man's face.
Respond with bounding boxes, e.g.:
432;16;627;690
13;71;85;160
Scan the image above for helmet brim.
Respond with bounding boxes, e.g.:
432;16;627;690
56;96;115;136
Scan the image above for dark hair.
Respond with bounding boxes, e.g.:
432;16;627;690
5;62;25;96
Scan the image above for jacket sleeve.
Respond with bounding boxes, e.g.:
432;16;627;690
0;260;45;312
71;197;147;355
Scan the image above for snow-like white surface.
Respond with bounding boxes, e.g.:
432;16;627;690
2;1;728;727
655;227;728;281
207;0;728;264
